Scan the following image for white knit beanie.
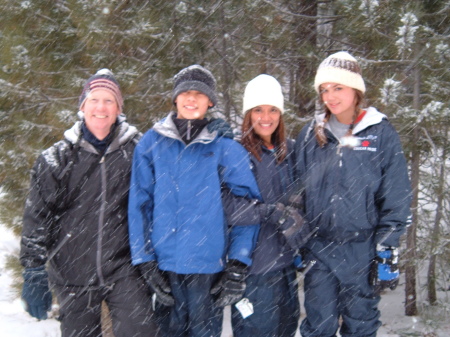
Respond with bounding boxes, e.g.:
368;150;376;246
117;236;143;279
314;51;366;94
243;74;284;114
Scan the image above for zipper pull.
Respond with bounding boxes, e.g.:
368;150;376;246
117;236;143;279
187;120;191;141
99;156;105;164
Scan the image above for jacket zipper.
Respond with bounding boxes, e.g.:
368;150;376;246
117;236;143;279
187;120;191;141
96;155;106;286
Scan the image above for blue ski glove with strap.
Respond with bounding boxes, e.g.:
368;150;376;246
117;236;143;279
207;118;234;139
139;260;175;307
211;259;247;308
370;245;400;295
22;266;52;320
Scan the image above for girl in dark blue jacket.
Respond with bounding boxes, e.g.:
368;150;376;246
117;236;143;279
295;52;412;337
225;74;301;337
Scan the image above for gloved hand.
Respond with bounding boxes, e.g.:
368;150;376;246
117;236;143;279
22;266;52;320
259;202;311;249
259;203;303;229
370;245;399;295
211;259;247;308
139;261;175;307
207;118;234;139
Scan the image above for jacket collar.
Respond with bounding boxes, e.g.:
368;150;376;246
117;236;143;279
314;106;386;135
64;112;139;153
154;111;216;145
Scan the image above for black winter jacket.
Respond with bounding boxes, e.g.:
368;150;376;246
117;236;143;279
20;115;140;287
295;107;412;248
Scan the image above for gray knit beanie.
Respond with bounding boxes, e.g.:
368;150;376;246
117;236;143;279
172;65;217;108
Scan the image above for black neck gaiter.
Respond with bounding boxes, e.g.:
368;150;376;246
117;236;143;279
81;122;117;154
172;114;208;145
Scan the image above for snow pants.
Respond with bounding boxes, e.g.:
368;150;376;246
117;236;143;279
54;272;158;337
153;272;223;337
231;267;300;337
299;240;381;337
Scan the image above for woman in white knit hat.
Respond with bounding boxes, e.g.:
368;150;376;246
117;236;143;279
222;74;309;337
290;51;412;337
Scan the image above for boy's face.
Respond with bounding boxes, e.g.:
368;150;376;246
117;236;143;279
175;90;213;120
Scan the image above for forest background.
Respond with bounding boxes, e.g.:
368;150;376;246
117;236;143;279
0;0;449;334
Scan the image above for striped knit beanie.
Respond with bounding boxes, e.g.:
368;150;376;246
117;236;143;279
79;69;123;113
314;51;366;94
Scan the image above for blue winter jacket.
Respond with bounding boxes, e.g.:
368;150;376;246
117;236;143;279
128;112;261;274
295;107;411;248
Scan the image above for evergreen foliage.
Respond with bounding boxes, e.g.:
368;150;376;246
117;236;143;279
0;0;449;322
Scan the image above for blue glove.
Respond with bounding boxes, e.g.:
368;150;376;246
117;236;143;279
370;245;399;295
22;266;52;320
207;118;234;139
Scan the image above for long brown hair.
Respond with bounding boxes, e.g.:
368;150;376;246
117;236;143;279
314;89;365;147
241;109;288;163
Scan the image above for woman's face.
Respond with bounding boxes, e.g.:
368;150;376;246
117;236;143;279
320;83;358;124
250;105;281;145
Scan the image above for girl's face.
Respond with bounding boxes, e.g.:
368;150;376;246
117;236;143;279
320;83;358;124
250;105;281;145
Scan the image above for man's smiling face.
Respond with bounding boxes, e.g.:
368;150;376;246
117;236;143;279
82;89;120;140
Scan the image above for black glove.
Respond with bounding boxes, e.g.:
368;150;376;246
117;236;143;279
139;261;175;307
369;245;400;295
210;259;247;308
207;118;234;139
259;203;303;229
22;266;52;320
259;202;311;249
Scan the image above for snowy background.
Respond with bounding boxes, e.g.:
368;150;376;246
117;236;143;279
1;224;448;337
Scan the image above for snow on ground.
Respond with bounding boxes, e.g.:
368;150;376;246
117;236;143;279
0;223;448;337
0;225;60;336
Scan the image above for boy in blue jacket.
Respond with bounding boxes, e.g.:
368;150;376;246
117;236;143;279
128;65;261;337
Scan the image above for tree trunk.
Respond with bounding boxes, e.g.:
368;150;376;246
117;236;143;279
219;6;231;121
405;64;420;316
427;126;448;305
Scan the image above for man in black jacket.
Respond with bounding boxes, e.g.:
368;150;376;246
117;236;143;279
20;69;158;336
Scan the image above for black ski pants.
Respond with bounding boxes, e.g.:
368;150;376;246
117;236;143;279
54;272;158;337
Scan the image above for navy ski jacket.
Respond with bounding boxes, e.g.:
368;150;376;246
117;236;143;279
295;107;411;248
